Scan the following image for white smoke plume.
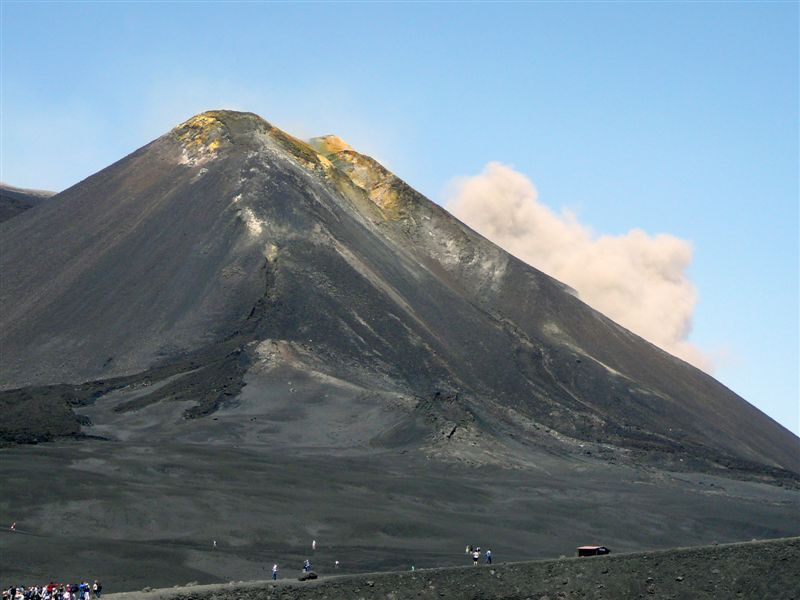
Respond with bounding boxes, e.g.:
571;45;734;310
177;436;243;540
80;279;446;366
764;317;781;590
445;162;711;371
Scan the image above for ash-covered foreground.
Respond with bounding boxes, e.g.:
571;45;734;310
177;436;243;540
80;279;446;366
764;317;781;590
106;537;799;600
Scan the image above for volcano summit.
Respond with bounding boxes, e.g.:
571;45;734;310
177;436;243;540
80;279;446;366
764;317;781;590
1;111;798;590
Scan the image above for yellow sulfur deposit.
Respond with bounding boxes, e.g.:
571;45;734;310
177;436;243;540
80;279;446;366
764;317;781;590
307;134;406;217
173;112;228;164
308;135;354;156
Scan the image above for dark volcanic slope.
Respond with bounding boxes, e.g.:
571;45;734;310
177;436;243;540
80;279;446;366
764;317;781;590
1;110;796;476
0;183;55;223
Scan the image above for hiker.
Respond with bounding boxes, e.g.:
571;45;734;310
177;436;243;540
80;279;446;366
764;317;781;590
485;549;492;564
93;580;102;598
272;564;278;580
334;560;340;569
303;559;311;573
472;549;480;565
213;540;217;549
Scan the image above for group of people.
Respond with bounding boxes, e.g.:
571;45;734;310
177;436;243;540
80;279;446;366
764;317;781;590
466;545;492;565
270;539;494;582
268;558;319;581
268;539;329;580
3;582;102;600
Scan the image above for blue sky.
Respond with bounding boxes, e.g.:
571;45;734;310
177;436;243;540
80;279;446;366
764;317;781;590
2;1;797;433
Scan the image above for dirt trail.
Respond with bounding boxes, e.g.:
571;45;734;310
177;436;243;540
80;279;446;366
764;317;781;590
106;537;799;600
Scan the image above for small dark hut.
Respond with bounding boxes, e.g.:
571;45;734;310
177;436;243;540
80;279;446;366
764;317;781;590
577;545;611;557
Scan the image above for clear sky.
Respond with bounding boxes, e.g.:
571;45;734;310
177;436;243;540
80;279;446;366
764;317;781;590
2;1;797;434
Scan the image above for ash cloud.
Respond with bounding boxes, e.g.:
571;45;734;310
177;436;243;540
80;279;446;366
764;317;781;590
446;162;711;371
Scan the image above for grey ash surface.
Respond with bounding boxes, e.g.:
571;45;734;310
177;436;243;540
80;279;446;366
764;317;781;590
3;423;798;591
1;111;799;591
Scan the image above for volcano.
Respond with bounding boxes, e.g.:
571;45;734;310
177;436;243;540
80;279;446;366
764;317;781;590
1;111;798;590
